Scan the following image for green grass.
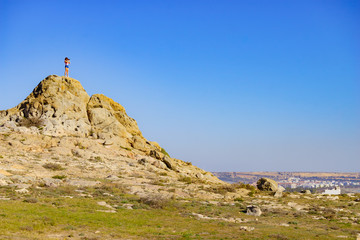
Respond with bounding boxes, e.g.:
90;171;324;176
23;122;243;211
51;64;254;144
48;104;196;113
160;147;170;157
52;175;67;180
0;185;359;240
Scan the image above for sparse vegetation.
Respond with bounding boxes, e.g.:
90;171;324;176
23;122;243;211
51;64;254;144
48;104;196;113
178;176;195;184
0;183;359;239
18;116;44;128
89;156;103;162
75;141;87;149
52;175;67;180
42;163;65;171
139;194;170;209
120;146;132;151
23;198;38;203
160;147;170;157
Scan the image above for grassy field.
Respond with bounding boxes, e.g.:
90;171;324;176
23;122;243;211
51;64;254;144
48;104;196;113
0;184;359;240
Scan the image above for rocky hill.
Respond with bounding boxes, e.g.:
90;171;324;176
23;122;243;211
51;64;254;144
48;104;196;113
0;75;243;200
1;76;360;240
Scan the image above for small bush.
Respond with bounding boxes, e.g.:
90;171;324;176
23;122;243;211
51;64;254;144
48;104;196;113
42;163;64;171
235;182;256;191
269;234;289;240
160;148;170;157
23;198;38;203
139;194;170;209
75;142;86;149
92;182;127;197
210;185;236;194
89;156;102;162
178;176;195;184
52;175;67;180
248;191;255;197
19;225;34;231
120;146;132;151
18;117;44;128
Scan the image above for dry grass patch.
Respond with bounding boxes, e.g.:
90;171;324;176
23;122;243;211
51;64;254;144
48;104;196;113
42;163;65;171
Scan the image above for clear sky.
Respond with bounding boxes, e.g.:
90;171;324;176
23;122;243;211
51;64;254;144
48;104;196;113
0;0;359;172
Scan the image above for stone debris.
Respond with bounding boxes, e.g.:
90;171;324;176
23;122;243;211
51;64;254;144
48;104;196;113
15;188;29;194
191;212;246;223
327;196;339;201
239;226;255;231
274;190;283;198
287;202;306;211
97;201;115;209
122;204;134;210
66;179;101;187
280;223;290;227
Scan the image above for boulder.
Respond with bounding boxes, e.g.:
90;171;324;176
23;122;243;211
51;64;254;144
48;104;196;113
301;189;312;194
256;177;278;192
246;205;262;216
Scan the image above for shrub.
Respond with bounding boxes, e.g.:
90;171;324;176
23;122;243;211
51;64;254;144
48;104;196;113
178;176;195;184
92;182;127;196
139;194;170;209
248;191;255;197
18;117;44;128
161;148;170;157
235;182;256;191
52;175;67;180
42;163;64;171
120;146;132;151
75;142;86;149
89;156;103;162
210;185;236;195
19;225;34;231
23;198;38;203
269;234;289;240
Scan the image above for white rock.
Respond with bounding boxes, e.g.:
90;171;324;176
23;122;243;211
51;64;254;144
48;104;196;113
15;188;29;194
240;226;254;231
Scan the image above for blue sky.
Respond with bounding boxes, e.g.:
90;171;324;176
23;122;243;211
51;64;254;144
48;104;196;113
0;0;359;172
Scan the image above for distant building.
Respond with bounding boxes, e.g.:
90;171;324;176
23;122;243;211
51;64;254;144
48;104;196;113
323;187;341;195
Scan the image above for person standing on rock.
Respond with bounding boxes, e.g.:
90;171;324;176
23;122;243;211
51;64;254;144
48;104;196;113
64;57;70;77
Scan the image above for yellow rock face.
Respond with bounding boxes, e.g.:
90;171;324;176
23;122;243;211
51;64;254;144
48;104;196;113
0;75;161;155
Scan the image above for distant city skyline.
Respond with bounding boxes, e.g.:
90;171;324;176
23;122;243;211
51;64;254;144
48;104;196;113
0;0;359;172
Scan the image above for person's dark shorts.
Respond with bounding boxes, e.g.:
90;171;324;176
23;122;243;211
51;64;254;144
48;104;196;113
65;65;69;68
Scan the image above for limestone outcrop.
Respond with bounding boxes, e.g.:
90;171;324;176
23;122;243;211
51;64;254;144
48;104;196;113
0;75;227;199
0;75;160;154
256;177;279;192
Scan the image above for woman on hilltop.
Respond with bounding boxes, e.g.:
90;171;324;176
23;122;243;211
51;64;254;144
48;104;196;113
64;57;70;77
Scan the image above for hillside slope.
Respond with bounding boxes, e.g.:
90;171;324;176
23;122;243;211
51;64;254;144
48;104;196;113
0;75;241;200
